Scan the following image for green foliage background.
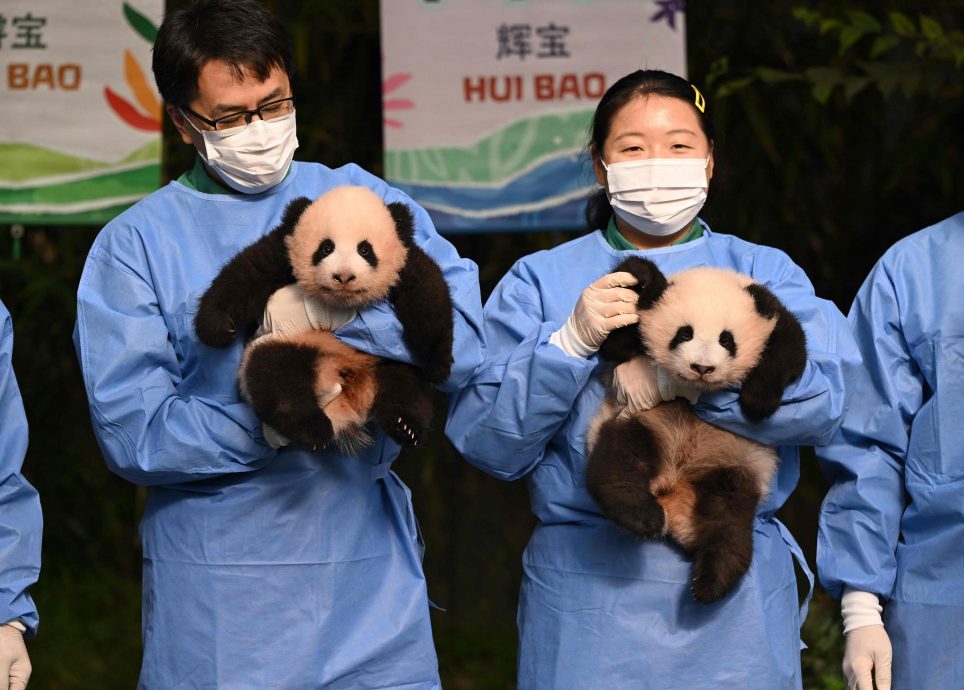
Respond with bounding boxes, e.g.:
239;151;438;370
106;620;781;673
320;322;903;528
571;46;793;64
0;1;961;688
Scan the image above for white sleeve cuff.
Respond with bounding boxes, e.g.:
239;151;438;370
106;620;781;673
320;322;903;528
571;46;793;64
841;587;884;634
549;317;595;359
3;620;26;633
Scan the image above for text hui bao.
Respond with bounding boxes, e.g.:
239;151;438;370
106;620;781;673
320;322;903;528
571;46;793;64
463;73;606;102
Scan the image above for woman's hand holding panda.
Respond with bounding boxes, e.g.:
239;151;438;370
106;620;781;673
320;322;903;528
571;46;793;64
612;356;701;417
550;272;641;358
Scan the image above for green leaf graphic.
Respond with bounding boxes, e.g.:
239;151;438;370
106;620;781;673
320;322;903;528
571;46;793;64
124;3;158;43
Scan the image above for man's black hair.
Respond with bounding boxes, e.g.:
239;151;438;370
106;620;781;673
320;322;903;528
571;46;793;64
152;0;296;107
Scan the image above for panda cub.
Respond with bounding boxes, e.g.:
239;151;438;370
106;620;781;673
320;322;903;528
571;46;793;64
194;185;454;452
586;256;806;604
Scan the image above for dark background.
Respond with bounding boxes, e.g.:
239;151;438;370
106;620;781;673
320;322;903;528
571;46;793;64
1;2;961;688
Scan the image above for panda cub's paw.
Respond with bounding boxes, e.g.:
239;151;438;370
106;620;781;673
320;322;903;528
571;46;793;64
738;381;784;422
689;547;751;604
373;361;435;447
373;394;430;447
422;354;453;387
618;502;666;540
690;566;732;605
194;305;238;349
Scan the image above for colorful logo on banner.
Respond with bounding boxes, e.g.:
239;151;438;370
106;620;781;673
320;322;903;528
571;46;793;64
380;0;687;233
105;5;161;133
0;2;163;225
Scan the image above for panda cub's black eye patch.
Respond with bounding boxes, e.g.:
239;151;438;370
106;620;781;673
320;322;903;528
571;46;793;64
719;330;737;357
357;240;378;267
669;325;694;350
312;239;335;265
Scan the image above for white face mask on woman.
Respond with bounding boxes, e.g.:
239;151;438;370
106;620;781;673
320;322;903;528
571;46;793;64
185;110;299;194
601;157;710;236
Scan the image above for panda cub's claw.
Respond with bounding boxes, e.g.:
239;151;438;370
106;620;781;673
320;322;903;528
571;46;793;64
388;415;421;447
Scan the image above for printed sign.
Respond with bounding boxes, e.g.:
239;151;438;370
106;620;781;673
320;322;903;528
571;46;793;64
0;2;164;225
380;0;687;232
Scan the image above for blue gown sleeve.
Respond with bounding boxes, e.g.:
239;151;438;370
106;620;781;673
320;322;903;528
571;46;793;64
0;307;42;634
445;262;597;480
694;257;861;447
333;167;484;392
74;245;275;487
816;261;911;600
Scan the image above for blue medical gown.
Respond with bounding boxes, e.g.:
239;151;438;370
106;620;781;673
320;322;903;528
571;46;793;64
446;227;859;690
0;300;42;634
73;162;483;689
817;212;964;690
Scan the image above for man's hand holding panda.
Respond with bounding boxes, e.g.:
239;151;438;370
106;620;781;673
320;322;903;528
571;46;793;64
194;186;455;454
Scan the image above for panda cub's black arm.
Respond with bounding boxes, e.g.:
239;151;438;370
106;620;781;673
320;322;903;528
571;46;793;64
389;246;455;386
194;197;311;348
597;256;668;363
738;283;808;421
598;325;646;363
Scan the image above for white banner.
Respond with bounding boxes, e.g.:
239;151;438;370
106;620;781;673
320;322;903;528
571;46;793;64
0;1;164;224
381;0;687;232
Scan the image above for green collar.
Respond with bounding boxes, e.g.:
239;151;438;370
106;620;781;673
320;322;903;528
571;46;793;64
603;216;704;250
176;156;235;195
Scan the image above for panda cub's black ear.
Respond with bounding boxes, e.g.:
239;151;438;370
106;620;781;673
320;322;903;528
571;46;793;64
279;196;313;234
612;256;669;310
597;257;667;364
744;283;782;320
739;282;808;421
387;202;416;247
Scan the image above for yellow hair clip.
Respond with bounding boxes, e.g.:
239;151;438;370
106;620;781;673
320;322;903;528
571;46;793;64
691;84;706;113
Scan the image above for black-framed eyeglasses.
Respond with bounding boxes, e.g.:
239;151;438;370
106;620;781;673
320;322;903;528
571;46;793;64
183;96;296;132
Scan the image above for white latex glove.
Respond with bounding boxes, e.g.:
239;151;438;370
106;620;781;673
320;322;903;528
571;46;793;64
258;284;356;338
0;624;31;690
612;356;701;417
843;625;892;690
550;272;640;358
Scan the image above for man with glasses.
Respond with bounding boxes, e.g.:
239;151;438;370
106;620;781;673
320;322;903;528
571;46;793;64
73;1;483;687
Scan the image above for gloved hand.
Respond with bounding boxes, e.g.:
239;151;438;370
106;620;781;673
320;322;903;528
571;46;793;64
613;356;701;417
0;624;31;690
259;284;356;338
550;272;640;358
843;625;892;690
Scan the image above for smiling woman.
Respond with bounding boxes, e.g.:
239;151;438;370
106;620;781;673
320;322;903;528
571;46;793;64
586;72;716;250
445;68;863;690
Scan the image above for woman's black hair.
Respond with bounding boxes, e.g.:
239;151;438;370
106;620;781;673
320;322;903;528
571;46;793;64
152;0;296;107
585;70;716;231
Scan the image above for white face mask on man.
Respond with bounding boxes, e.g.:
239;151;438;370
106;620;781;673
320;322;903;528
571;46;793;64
601;157;710;236
184;110;299;194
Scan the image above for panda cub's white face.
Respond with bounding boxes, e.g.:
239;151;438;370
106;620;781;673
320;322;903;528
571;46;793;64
639;268;777;390
286;186;409;308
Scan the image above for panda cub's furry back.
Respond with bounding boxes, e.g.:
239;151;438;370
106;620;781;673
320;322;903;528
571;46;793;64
194;185;453;452
586;256;806;604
